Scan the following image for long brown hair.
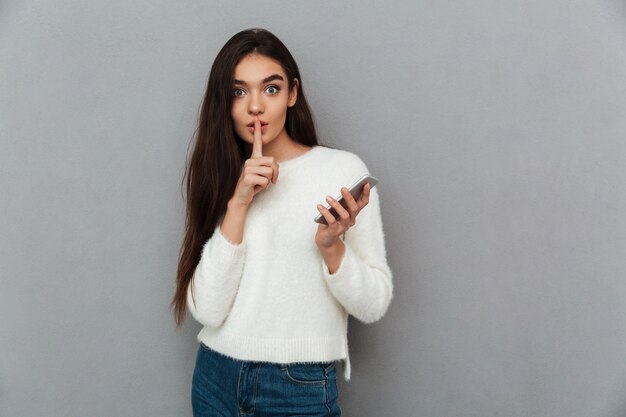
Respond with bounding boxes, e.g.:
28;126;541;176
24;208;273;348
172;28;320;326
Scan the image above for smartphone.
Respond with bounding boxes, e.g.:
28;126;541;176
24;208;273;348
314;174;379;224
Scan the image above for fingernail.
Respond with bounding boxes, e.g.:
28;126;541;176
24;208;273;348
317;204;324;210
326;195;334;202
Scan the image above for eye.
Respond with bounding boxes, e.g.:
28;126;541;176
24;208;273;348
265;85;280;95
233;88;246;98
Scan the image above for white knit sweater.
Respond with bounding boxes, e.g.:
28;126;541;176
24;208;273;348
187;145;393;380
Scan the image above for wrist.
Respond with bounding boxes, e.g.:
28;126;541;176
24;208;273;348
319;238;344;255
220;197;249;245
227;197;249;213
319;239;346;274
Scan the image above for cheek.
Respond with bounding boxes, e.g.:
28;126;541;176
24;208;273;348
231;103;242;122
269;98;290;119
231;107;249;134
230;109;244;135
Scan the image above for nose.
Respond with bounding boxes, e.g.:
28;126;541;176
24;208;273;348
248;92;264;115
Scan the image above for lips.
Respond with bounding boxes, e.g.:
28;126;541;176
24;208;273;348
246;122;267;134
246;121;268;127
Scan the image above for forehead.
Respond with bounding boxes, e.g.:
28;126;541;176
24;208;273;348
233;53;287;82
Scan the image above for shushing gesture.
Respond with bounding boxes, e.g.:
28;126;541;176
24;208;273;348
230;118;279;208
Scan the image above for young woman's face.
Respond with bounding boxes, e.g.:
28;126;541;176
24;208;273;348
231;53;297;148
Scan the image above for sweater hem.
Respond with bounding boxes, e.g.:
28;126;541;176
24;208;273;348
197;327;347;364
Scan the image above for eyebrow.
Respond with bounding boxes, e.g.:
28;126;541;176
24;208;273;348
233;74;285;86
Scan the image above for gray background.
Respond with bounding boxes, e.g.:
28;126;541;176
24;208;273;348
2;1;626;416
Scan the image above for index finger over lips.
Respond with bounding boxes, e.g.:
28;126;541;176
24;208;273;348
251;119;263;158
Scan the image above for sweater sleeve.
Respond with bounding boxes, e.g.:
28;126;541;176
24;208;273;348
321;182;394;324
187;223;246;328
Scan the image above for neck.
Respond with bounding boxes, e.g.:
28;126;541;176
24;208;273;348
262;128;311;163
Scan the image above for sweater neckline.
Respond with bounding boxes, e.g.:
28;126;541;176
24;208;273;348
277;145;321;170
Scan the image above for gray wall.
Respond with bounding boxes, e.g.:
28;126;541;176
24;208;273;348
2;1;626;416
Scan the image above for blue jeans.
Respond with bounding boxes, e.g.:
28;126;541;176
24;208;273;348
192;343;341;417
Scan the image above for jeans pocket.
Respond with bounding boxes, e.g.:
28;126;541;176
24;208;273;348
280;362;334;385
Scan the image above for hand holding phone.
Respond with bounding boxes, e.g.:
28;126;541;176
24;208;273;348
314;175;379;224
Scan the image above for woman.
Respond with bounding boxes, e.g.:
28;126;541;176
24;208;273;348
171;28;393;417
